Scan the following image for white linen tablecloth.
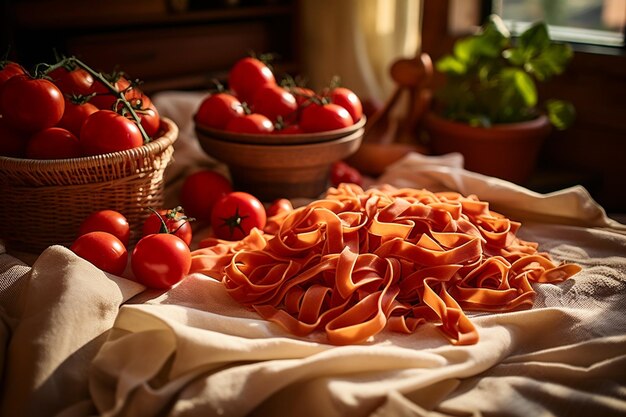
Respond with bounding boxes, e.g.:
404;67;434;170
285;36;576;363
1;91;625;417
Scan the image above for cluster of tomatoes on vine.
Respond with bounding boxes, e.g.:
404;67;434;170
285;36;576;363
0;56;160;159
194;55;363;134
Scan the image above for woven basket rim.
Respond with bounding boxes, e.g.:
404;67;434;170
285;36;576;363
0;117;178;172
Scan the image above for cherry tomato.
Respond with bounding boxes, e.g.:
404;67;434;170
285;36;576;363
267;198;293;217
286;86;315;107
0;117;27;157
228;57;276;104
0;75;65;133
89;74;131;110
123;87;152;110
70;231;128;276
80;110;143;156
26;127;82;159
131;233;191;289
57;97;99;137
300;102;352;133
225;113;274;134
251;85;298;123
78;209;130;247
48;66;94;97
327;87;363;123
0;61;26;89
330;161;363;187
194;92;244;130
274;124;303;134
180;170;233;223
211;191;267;241
134;103;160;138
142;207;193;246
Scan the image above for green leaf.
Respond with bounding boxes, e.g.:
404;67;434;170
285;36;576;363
526;43;573;80
503;47;527;66
546;99;576;130
501;68;537;107
519;21;551;52
435;55;467;75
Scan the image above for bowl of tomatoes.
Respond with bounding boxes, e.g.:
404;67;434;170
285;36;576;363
193;56;366;201
0;56;178;253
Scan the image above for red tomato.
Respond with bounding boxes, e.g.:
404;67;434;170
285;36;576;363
228;57;276;104
330;161;363;187
0;75;65;133
179;170;233;223
0;117;27;157
194;92;244;130
48;66;94;97
266;198;293;217
299;103;353;133
0;61;26;89
211;191;267;241
142;207;193;246
78;209;130;247
135;103;160;138
57;97;99;137
89;74;131;110
286;86;315;107
123;87;152;110
251;85;298;123
274;124;303;134
131;233;191;289
70;231;128;276
80;110;143;155
327;87;363;123
225;113;274;134
26;127;82;159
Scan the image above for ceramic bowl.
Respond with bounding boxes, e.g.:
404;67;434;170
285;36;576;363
195;121;365;201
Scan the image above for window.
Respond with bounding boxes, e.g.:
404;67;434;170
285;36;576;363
489;0;626;49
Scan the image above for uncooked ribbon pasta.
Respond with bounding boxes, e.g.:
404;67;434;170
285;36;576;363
190;183;581;345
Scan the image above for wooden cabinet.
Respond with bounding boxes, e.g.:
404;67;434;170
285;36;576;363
1;0;300;93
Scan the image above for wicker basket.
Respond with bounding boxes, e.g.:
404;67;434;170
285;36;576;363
0;117;178;253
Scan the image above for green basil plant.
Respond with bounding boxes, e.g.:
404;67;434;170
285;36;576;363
435;14;575;129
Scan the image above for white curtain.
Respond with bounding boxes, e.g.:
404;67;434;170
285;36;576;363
299;0;422;105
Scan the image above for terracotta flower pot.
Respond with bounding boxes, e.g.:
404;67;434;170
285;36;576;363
424;112;552;184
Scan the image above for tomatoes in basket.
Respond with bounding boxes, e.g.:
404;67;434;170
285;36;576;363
78;209;130;247
70;231;128;276
225;113;274;134
0;74;65;133
57;97;99;138
26;127;82;159
299;102;353;133
211;191;267;241
0;118;27;157
89;73;131;110
180;170;233;223
326;87;363;124
0;61;25;88
142;207;193;246
251;85;298;123
48;66;94;97
79;110;143;155
131;233;191;289
228;57;276;104
195;92;244;130
134;102;160;139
